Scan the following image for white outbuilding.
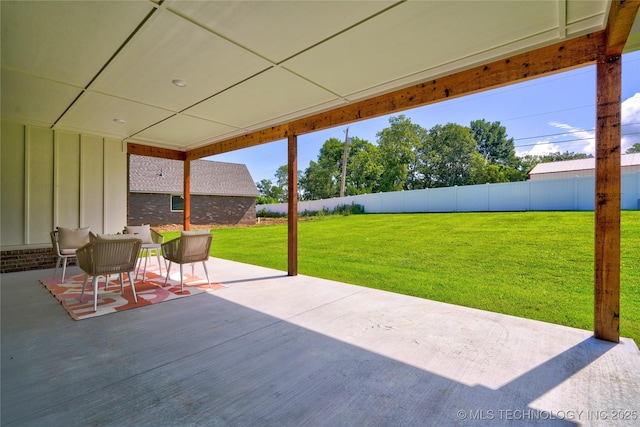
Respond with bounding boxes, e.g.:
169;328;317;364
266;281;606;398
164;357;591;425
528;153;640;180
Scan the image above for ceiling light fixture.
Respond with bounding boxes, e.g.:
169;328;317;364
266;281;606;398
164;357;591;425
113;118;126;124
172;79;188;88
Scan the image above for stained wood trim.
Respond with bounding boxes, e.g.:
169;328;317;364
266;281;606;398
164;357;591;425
605;0;640;56
183;160;191;231
288;134;298;276
594;54;622;343
127;143;185;161
185;32;605;160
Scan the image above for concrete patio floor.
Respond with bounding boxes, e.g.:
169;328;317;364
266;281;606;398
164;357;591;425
1;257;639;426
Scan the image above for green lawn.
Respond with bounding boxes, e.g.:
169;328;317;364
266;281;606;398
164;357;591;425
166;211;640;343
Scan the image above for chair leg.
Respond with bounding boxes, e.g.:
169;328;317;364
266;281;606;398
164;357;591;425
61;257;68;282
155;250;163;275
129;271;138;303
54;257;61;279
180;264;184;293
80;274;90;301
135;249;144;281
164;261;172;287
118;273;124;295
202;261;211;287
92;276;99;312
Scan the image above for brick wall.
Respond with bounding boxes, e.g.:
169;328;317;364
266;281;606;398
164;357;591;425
0;247;64;273
128;193;256;226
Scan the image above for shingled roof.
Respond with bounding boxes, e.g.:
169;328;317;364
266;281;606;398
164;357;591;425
129;155;259;197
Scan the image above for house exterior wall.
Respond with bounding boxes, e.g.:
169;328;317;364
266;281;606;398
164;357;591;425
0;121;127;273
128;193;256;226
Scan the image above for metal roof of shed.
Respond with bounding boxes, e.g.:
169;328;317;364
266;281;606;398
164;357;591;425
529;153;640;175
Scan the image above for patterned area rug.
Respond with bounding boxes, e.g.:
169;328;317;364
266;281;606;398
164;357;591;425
40;265;225;320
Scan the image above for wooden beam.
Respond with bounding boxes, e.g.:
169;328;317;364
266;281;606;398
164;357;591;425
594;53;622;343
186;32;604;160
288;134;298;276
127;142;185;160
183;159;191;231
605;0;640;56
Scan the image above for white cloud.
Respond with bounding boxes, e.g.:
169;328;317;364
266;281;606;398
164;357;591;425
547;121;596;155
622;92;640;152
517;140;562;157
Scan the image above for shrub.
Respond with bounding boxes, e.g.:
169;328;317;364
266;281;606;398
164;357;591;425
257;208;286;218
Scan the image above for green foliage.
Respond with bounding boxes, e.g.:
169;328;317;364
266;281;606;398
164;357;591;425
294;116;596;201
332;203;365;215
256;179;285;203
256;208;286;218
299;203;365;218
376;115;423;192
626;143;640;153
470;119;517;166
420;123;480;187
207;212;640;344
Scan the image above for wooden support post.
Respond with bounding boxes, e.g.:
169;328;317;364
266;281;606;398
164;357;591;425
288;134;298;276
594;54;621;343
183;159;191;231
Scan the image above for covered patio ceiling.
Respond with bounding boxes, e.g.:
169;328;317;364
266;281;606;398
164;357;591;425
2;0;639;156
2;1;639;345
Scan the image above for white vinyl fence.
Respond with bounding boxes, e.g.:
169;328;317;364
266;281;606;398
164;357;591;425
258;172;640;214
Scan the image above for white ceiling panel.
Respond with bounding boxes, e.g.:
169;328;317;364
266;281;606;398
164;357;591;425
57;92;173;139
133;114;239;148
167;0;397;63
567;0;609;26
0;0;154;87
91;9;272;112
1;0;634;151
0;70;82;126
185;67;338;128
282;1;567;97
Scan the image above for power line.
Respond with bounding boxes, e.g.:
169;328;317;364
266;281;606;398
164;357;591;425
514;131;640;148
513;122;640;142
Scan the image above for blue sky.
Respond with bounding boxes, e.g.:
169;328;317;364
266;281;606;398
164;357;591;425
208;50;640;184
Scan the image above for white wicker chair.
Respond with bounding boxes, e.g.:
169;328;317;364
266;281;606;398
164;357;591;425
125;225;164;281
76;236;142;312
161;231;212;292
50;227;90;282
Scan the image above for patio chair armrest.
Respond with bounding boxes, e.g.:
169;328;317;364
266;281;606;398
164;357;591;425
75;242;95;273
161;237;181;262
151;228;164;244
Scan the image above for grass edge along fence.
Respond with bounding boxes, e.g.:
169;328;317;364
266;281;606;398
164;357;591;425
195;211;640;345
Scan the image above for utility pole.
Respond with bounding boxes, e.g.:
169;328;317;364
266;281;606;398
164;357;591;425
340;127;349;198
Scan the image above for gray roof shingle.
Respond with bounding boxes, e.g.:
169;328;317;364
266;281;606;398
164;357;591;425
129;155;259;197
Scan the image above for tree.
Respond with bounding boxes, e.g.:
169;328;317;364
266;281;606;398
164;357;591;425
255;179;281;204
300;160;336;200
299;138;344;200
274;165;289;202
376;115;425;192
470;119;517;166
626;143;640;153
419;123;481;187
539;151;592;162
345;138;383;195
